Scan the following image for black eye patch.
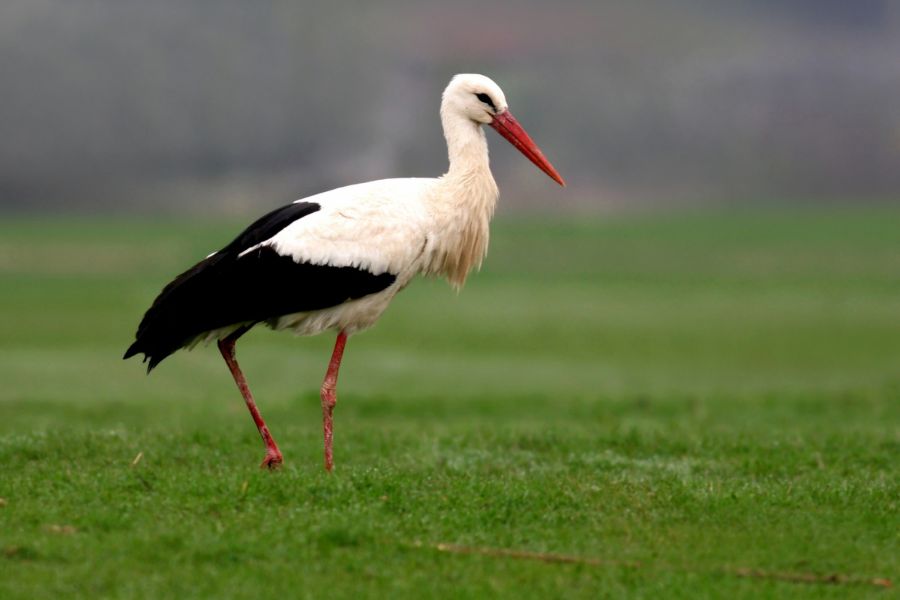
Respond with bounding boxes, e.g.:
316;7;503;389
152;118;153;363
475;93;496;110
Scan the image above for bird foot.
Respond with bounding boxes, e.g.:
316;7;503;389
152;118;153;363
260;451;283;470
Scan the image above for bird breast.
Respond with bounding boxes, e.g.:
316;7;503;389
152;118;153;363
424;214;490;289
421;172;498;289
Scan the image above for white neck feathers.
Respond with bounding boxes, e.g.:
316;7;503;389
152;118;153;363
425;108;499;289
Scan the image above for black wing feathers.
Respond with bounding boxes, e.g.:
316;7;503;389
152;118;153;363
221;202;322;254
124;202;396;371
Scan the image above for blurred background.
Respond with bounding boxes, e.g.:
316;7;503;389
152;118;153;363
2;0;899;216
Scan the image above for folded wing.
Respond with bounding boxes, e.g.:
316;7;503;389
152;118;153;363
124;201;399;371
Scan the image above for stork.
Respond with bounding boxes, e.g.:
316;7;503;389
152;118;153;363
125;74;564;470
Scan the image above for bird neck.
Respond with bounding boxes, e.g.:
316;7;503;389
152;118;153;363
441;109;493;182
438;110;499;212
438;109;500;223
427;110;500;289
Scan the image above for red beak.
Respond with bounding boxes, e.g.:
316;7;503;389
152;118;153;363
489;110;565;186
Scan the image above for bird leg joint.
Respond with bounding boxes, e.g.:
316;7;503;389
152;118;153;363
320;383;337;409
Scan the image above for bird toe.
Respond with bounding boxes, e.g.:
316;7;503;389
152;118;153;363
260;452;284;470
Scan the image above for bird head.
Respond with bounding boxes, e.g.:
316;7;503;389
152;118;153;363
442;74;565;187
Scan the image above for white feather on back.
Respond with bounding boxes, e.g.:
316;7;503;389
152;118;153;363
241;178;435;277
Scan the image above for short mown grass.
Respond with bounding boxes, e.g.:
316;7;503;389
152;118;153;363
0;209;897;598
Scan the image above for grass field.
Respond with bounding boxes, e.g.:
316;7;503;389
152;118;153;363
0;209;898;598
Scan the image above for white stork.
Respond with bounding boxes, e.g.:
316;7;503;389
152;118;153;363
125;74;564;470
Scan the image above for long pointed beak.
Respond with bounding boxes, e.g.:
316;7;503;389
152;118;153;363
489;110;565;186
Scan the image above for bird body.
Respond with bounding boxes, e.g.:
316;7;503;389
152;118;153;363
126;74;563;469
263;170;494;335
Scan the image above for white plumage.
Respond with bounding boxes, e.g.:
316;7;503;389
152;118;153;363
126;74;564;470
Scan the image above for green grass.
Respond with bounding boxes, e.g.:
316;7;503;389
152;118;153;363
0;209;897;598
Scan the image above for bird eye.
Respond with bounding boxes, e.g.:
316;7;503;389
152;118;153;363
475;93;496;110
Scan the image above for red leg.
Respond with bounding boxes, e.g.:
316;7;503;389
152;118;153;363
218;337;283;469
321;331;348;472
